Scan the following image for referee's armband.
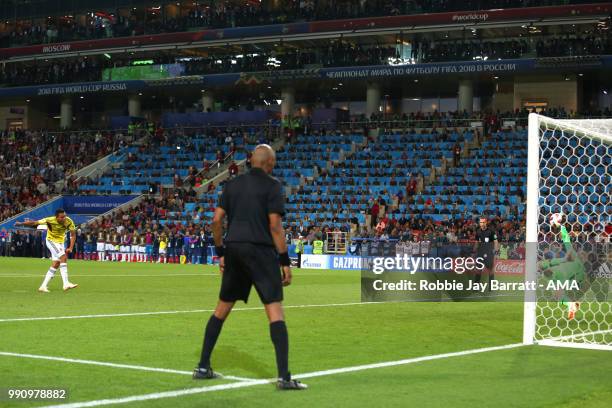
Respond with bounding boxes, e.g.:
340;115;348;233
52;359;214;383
278;252;291;266
215;246;225;257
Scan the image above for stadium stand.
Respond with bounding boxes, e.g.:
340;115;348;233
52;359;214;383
0;128;131;222
2;104;606;262
422;128;527;221
0;1;593;48
74;125;275;195
0;0;610;263
2;33;612;88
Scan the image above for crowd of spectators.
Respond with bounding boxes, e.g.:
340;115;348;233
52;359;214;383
0;190;213;263
353;211;525;246
2;32;612;87
0;128;131;222
415;39;530;62
535;35;612;58
0;58;103;87
0;214;527;262
363;106;612;130
0;196;527;263
0;228;46;258
0;1;588;48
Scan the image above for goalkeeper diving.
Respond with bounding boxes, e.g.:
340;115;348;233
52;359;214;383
539;214;608;320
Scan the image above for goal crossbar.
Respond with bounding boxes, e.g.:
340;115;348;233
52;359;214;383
530;113;612;143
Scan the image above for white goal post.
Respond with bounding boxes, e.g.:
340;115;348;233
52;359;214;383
523;113;611;351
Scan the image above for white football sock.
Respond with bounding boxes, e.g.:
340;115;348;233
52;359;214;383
41;267;56;288
59;263;69;286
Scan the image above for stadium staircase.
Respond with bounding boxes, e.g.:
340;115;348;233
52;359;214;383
198;126;481;232
0;145;129;230
194;137;287;196
85;127;284;227
198;130;370;231
419;125;528;221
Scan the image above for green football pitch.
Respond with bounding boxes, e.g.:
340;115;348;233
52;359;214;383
0;257;610;408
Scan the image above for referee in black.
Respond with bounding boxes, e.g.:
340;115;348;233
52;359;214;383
193;144;307;390
474;217;499;290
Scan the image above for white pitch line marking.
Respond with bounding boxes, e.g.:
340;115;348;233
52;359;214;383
0;351;254;382
0;301;380;323
39;343;525;408
0;274;219;277
43;380;271;408
292;343;524;379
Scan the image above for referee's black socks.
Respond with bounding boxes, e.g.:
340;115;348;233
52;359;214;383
198;314;225;369
270;320;290;381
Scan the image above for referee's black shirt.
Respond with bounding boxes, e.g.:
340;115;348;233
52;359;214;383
476;227;497;256
218;167;285;247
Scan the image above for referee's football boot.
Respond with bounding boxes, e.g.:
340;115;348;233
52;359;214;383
192;367;220;380
276;376;308;390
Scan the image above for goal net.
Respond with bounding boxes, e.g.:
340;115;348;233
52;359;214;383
523;113;611;351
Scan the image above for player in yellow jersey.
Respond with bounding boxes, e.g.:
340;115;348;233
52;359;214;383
15;208;78;293
158;233;168;264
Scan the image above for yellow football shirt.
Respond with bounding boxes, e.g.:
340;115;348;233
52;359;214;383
37;216;76;244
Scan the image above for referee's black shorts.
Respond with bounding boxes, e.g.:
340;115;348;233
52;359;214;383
478;252;494;270
219;243;283;304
